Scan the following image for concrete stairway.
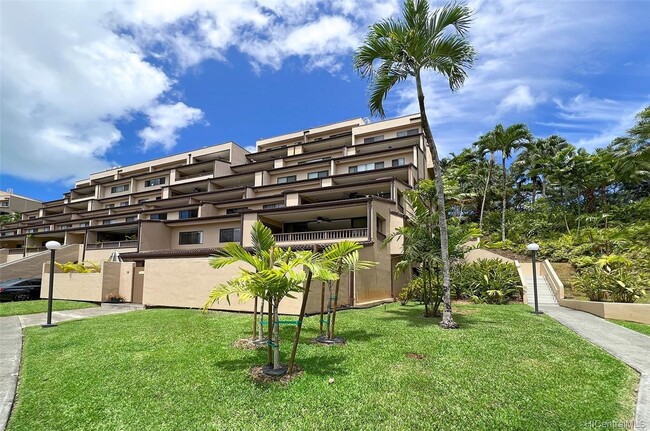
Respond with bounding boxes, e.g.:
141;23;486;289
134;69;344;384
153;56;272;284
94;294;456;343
523;276;557;306
0;245;80;282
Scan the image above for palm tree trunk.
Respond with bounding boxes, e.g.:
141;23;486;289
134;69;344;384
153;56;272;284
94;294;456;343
318;281;325;336
252;296;258;339
258;297;266;341
501;157;507;242
326;283;333;338
329;266;343;339
267;296;273;365
288;268;312;374
478;155;494;231
272;299;280;370
415;73;457;329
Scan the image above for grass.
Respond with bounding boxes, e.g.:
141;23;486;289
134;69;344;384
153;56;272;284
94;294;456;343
0;300;97;317
9;303;638;431
608;319;650;337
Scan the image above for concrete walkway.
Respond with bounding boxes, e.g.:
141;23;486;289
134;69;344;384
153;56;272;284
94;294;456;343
540;304;650;431
0;304;141;431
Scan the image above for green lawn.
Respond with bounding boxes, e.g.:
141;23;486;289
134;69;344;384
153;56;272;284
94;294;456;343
0;300;97;317
9;303;637;431
609;319;650;337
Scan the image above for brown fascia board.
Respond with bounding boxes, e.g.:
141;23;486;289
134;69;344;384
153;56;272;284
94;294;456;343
162;214;240;225
277;177;411;197
120;241;375;260
389;210;406;218
348;134;423;152
245;195;396;216
266;142;419;175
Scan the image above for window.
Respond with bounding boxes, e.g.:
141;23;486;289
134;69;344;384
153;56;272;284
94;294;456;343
277;175;297;184
145;177;166;187
396;128;419;137
120;201;129;207
61;224;72;229
102;220;116;225
392;158;405;167
26;228;37;233
43;227;50;231
179;209;198;219
263;203;285;209
106;204;115;208
150;213;167;220
219;228;242;243
111;184;129;193
79;222;89;227
226;207;249;214
0;201;8;207
179;231;203;245
138;199;148;204
348;162;384;173
363;135;384;144
126;216;136;222
351;217;367;228
307;170;329;179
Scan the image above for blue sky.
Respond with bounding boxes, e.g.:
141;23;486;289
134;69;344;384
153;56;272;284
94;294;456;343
1;0;649;202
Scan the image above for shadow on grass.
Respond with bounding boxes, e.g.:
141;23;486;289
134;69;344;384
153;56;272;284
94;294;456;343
381;303;491;329
212;351;348;378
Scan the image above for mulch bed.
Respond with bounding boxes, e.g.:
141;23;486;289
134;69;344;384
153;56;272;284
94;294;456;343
249;365;303;384
487;248;531;262
405;352;427;360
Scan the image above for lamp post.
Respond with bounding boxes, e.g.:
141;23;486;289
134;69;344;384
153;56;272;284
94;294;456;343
43;240;62;328
527;243;543;315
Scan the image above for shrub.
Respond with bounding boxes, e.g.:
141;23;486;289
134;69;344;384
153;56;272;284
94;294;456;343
452;259;521;304
573;265;646;303
398;277;423;305
55;261;101;273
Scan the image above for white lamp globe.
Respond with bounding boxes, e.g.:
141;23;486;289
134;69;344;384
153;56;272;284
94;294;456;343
45;241;62;250
526;243;540;252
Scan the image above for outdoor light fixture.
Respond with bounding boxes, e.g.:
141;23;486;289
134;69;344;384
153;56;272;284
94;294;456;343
43;240;62;328
527;243;543;315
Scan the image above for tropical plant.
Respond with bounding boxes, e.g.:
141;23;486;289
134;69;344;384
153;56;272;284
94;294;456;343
354;0;476;328
207;221;274;343
318;241;376;342
0;212;20;226
451;259;521;304
55;261;101;273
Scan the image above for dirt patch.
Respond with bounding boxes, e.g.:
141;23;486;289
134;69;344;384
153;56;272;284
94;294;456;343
487;248;531;262
406;353;427;360
233;338;266;350
249;365;303;384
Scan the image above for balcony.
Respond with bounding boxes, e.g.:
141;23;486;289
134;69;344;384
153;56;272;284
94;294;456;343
273;228;368;244
86;240;138;250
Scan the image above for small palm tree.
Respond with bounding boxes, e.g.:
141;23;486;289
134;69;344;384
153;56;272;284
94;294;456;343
354;0;476;329
317;241;376;343
474;132;499;231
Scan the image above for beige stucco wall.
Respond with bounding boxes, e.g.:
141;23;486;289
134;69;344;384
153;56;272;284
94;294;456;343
83;248;137;262
41;260;134;302
141;257;324;315
558;299;650;324
140;222;172;251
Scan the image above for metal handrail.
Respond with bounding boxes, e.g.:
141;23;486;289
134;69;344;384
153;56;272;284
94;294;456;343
86;240;138;250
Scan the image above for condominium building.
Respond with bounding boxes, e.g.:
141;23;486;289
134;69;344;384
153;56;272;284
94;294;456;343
0;191;41;216
0;114;430;313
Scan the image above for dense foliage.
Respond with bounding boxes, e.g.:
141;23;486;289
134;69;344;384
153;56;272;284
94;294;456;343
443;106;650;303
451;259;522;304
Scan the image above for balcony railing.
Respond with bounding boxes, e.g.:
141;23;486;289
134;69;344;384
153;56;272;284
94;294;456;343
273;228;368;243
86;240;138;250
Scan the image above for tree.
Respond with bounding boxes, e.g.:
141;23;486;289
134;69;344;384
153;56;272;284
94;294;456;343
207;221;274;343
474;132;499;230
487;123;532;241
317;241;376;343
0;212;20;226
354;0;476;328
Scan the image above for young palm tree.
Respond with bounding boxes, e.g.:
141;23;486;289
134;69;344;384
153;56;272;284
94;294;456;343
317;241;376;343
354;0;476;328
207;221;274;342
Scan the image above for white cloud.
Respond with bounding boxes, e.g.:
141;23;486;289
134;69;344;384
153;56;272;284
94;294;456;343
498;85;539;113
139;103;205;151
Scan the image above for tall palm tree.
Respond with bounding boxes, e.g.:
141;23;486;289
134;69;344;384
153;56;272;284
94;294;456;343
474;132;499;230
354;0;476;329
488;123;532;241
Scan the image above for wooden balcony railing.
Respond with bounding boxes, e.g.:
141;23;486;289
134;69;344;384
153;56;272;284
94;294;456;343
273;228;368;243
86;240;137;250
